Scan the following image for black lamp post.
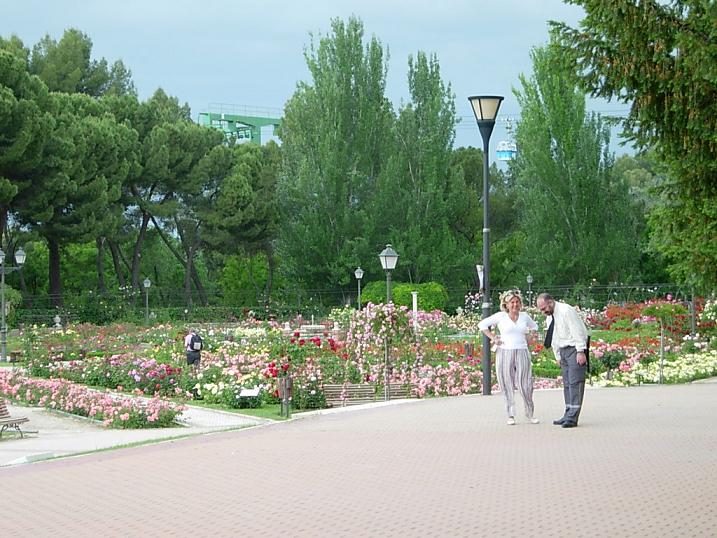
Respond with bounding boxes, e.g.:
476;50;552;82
0;247;26;362
354;267;364;310
468;95;503;396
143;277;151;324
378;244;399;401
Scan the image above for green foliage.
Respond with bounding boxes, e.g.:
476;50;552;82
642;302;688;324
551;1;717;290
360;280;448;311
511;40;642;286
278;16;393;292
29;28;136;97
372;53;476;289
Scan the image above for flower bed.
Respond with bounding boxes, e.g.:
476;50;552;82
0;369;184;428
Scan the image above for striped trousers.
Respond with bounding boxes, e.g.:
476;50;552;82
496;347;535;419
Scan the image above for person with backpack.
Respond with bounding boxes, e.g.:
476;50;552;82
184;328;203;369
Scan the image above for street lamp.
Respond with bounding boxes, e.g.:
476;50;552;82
527;274;534;307
0;247;26;362
378;244;399;303
143;277;151;324
354;267;364;310
378;244;399;401
469;94;503;396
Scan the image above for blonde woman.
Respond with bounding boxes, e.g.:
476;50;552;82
478;289;539;425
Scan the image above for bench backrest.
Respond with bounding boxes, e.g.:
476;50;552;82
0;398;11;420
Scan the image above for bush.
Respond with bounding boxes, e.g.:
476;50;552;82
361;281;449;311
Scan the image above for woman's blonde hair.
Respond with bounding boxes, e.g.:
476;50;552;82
500;289;523;312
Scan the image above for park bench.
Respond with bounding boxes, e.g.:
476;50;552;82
322;383;413;408
0;398;29;439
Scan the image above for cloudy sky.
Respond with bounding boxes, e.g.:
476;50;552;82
2;0;631;152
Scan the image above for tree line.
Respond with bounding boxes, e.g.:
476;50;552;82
1;8;711;317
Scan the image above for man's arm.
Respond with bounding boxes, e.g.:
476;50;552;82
566;306;589;364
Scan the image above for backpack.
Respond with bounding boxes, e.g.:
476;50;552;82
190;333;203;351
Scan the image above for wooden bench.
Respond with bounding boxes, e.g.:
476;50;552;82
0;398;29;439
322;383;413;408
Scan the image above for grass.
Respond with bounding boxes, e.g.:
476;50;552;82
184;399;288;421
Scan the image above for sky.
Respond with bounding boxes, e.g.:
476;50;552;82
2;0;632;155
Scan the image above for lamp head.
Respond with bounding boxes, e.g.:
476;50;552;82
467;95;504;123
354;267;364;280
15;247;26;266
143;277;151;289
379;244;399;271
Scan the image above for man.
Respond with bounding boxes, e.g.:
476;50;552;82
536;293;589;428
184;328;202;370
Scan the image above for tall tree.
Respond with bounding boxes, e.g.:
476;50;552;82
0;47;52;239
278;16;394;291
15;93;136;305
198;142;280;305
374;52;475;287
512;41;641;285
551;0;717;289
29;28;135;97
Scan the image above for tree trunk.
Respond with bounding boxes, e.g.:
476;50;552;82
130;212;151;290
96;237;107;293
108;240;127;288
48;237;63;308
151;215;208;306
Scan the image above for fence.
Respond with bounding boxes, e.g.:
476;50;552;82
10;283;699;327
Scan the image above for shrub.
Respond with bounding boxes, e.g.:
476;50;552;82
361;281;449;311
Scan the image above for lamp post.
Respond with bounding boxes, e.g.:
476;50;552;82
143;278;151;324
378;244;399;401
378;244;399;303
469;94;503;396
0;247;26;362
527;274;533;307
354;267;364;310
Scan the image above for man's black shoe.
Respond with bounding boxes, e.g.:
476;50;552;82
561;421;577;428
552;419;566;425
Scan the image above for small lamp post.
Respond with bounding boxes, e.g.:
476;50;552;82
354;267;364;310
378;244;399;401
468;94;503;396
527;274;534;307
0;247;26;361
143;278;151;324
378;244;399;303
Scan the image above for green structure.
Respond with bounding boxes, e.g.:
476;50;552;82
198;105;282;145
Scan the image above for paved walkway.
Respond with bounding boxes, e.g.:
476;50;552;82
2;383;716;537
0;403;268;467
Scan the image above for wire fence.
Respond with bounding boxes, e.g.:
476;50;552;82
10;282;698;327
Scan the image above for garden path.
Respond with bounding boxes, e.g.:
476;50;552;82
0;402;269;467
1;382;716;537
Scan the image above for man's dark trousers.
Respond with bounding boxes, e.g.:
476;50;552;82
558;346;586;424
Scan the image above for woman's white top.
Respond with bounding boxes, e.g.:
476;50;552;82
477;311;538;350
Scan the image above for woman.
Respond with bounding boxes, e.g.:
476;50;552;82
478;289;539;425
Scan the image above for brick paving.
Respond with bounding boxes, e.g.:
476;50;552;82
1;383;716;537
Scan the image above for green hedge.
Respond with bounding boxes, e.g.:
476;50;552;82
361;281;449;311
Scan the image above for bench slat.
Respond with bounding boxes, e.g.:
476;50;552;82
0;398;29;438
